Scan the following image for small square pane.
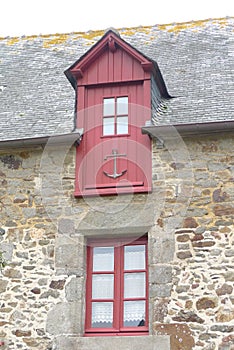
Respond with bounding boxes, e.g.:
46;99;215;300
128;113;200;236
93;247;114;271
92;274;114;299
124;245;145;270
103;117;115;135
92;302;113;328
124;272;145;298
117;116;128;134
124;300;145;327
103;98;115;116
117;97;128;115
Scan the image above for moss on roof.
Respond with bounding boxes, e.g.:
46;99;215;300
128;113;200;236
0;17;233;141
43;34;70;48
0;17;232;46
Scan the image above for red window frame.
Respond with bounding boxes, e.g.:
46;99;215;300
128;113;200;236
85;236;148;336
102;95;129;136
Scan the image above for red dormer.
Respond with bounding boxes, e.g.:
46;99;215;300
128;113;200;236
65;29;169;196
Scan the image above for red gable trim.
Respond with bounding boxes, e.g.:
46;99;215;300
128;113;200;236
68;30;153;83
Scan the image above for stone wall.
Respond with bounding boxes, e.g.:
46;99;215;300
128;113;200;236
0;132;233;349
153;133;234;350
0;148;59;349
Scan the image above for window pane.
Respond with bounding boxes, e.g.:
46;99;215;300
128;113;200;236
117;116;128;134
117;97;128;115
124;245;145;270
103;98;115;116
124;300;145;327
92;302;113;328
92;274;114;299
124;272;145;298
103;117;115;135
93;247;114;271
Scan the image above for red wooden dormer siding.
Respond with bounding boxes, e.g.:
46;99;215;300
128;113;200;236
65;30;165;196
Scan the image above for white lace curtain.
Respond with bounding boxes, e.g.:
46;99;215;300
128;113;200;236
93;247;114;271
92;301;145;323
124;301;145;322
92;274;114;299
92;245;146;325
124;245;145;270
92;302;113;323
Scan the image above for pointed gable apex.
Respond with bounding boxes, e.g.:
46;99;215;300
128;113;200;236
65;29;155;88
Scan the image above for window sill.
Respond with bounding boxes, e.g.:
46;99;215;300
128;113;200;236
100;133;130;138
74;185;152;197
55;334;170;350
85;329;149;337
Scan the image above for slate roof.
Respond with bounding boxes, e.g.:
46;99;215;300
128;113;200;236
0;17;233;142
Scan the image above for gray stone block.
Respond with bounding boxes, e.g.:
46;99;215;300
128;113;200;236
0;279;8;293
65;277;84;301
78;198;156;233
150;283;172;298
55;243;84;276
46;302;82;335
150;265;172;284
149;236;175;263
55;235;85;276
58;218;75;235
55;335;170;350
0;242;14;261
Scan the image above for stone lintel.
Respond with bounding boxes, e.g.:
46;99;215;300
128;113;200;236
79;225;152;237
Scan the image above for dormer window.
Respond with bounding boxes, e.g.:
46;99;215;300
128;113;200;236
103;96;128;136
65;29;170;196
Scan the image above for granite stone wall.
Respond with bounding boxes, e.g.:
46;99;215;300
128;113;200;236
0;132;233;349
153;134;234;350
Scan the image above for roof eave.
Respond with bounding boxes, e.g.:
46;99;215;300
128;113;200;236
142;120;234;139
0;130;83;149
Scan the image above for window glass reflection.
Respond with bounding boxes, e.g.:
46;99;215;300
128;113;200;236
103;98;115;116
103;117;115;135
124;245;145;270
93;247;114;271
124;272;145;298
117;116;128;134
92;274;114;299
117;96;128;115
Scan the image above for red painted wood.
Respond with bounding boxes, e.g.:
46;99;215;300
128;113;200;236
75;83;151;196
69;31;153;85
85;236;148;336
78;47;145;86
84;331;148;337
85;246;93;331
70;31;153;196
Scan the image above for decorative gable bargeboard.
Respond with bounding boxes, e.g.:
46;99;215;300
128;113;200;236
65;30;170;196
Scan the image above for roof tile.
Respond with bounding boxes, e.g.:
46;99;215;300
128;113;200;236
0;17;233;141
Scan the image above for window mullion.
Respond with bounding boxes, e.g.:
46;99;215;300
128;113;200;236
119;244;125;330
86;246;93;330
114;96;117;135
145;242;149;328
113;245;122;331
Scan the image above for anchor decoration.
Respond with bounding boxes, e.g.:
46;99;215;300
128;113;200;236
103;149;127;179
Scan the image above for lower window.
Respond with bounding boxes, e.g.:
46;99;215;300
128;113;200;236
85;235;148;336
